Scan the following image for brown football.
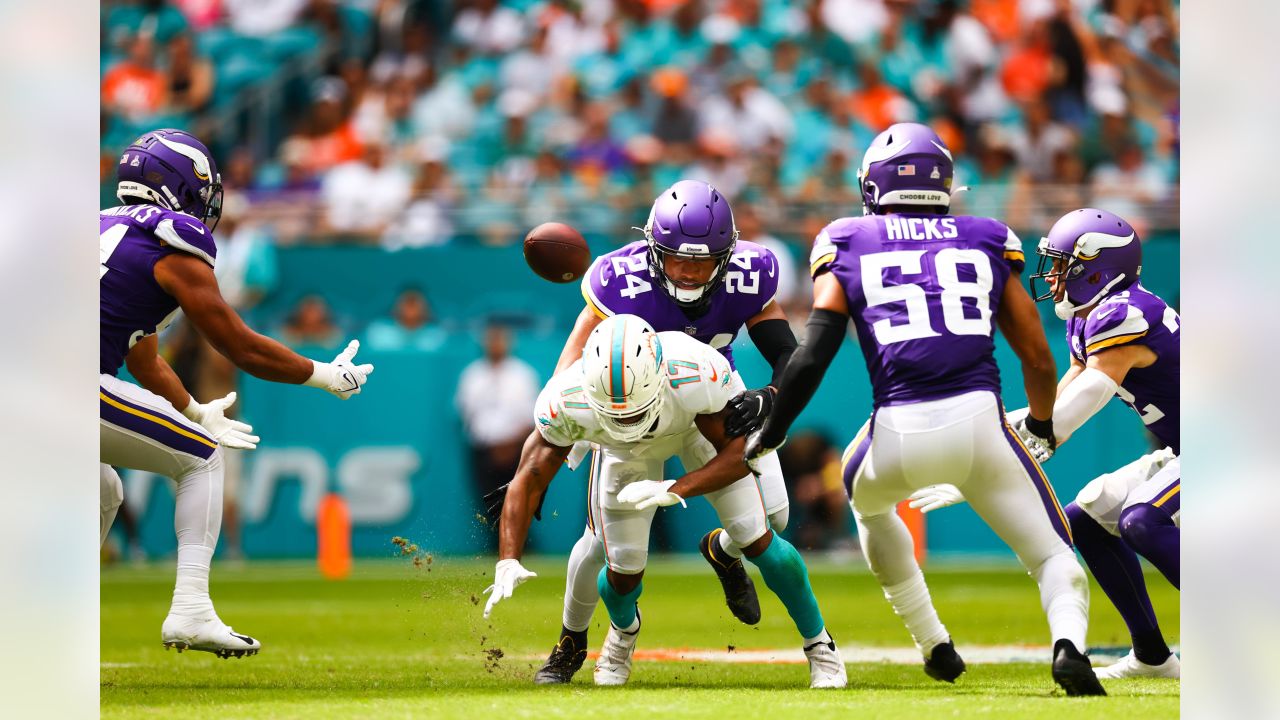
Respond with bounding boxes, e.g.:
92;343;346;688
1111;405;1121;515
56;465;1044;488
523;222;591;283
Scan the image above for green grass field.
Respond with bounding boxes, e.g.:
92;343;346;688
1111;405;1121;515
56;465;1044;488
101;555;1179;718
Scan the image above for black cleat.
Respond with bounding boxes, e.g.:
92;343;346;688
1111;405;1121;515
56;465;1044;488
533;627;589;685
1052;639;1107;696
700;529;762;625
923;640;966;683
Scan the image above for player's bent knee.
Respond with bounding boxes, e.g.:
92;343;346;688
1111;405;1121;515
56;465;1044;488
768;505;790;533
1117;503;1172;551
722;515;769;550
606;545;649;577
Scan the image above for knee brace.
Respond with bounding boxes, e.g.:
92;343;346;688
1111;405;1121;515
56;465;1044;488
768;505;790;534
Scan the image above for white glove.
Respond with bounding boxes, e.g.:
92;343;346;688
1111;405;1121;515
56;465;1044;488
907;484;965;514
744;429;785;474
305;340;374;400
482;558;537;619
616;479;687;511
182;392;259;450
1012;416;1055;463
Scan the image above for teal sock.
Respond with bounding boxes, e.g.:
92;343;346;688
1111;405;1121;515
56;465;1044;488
596;567;643;630
748;533;825;639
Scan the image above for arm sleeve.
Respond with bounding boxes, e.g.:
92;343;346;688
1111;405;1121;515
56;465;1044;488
747;318;798;387
757;308;847;446
1052;367;1119;443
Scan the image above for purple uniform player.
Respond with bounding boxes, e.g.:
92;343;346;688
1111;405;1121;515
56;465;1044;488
583;238;779;369
100;129;374;658
1031;209;1181;679
510;181;803;685
807;212;1024;407
749;123;1106;695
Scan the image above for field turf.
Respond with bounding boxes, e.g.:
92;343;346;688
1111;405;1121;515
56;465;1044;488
101;555;1179;718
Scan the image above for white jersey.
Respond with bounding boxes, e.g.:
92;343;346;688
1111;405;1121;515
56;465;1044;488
534;332;735;459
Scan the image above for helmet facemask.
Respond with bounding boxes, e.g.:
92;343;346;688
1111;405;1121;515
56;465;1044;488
1031;240;1130;320
643;222;737;313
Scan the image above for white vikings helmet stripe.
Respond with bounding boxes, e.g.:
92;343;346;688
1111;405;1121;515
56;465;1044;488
155;134;213;181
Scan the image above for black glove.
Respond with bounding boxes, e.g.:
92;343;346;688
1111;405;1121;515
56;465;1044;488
724;386;776;437
482;482;545;527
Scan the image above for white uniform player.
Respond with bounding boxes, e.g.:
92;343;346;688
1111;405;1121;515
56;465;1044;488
483;315;845;689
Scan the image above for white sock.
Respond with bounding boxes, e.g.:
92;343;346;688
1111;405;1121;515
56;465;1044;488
717;528;744;559
563;529;605;632
170;544;216;618
1030;547;1089;651
882;572;951;654
803;627;832;647
856;510;950;654
620;616;640;634
168;450;224;619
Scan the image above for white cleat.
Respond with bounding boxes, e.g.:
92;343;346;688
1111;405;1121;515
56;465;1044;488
804;632;848;689
1094;649;1180;679
161;613;261;659
594;612;640;687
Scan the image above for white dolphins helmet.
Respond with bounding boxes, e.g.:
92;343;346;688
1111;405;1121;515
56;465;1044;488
581;314;666;443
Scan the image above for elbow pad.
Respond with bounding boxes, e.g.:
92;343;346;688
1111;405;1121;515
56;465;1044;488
1053;367;1119;443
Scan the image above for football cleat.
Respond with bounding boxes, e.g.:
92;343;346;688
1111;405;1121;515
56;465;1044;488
1094;649;1180;679
161;613;260;659
699;529;761;625
923;640;966;683
594;610;641;687
533;627;589;684
803;632;848;689
1051;639;1106;696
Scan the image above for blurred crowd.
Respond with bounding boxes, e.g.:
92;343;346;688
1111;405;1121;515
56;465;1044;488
102;0;1179;304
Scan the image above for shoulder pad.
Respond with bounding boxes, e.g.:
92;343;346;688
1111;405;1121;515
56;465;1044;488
154;210;216;267
1082;294;1150;354
582;242;651;318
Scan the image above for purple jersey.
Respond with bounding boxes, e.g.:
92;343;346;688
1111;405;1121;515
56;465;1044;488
810;214;1025;408
581;240;779;369
100;204;217;375
1067;284;1180;453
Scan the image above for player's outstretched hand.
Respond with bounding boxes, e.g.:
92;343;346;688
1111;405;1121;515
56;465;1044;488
724;387;776;437
1012;415;1056;464
183;392;259;450
306;340;375;399
483;559;537;619
907;484;965;513
617;479;687;511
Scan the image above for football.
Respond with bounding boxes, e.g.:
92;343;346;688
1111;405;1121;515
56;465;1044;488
523;222;590;283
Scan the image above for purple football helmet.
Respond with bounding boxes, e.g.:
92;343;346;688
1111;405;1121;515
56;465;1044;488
1030;208;1142;320
116;129;224;231
642;180;738;310
857;122;954;215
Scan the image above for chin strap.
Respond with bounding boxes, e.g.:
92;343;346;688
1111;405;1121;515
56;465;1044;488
1055;273;1129;320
